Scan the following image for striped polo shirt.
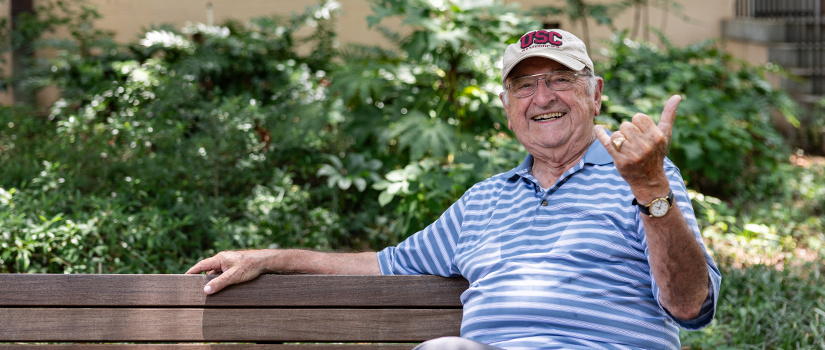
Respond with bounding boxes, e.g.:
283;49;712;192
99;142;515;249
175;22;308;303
377;139;722;350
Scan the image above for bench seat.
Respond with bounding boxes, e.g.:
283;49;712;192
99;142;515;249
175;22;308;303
0;274;467;349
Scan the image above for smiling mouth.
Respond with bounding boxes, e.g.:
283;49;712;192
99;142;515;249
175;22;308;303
532;112;566;122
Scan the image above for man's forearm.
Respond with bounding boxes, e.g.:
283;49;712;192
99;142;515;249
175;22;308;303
187;249;381;294
642;201;709;320
263;249;381;275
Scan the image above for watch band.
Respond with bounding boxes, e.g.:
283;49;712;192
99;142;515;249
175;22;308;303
632;189;674;216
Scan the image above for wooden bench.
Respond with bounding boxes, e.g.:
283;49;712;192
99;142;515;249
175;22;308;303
0;274;467;349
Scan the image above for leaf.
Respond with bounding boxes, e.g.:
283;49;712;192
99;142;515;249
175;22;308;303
387;181;404;195
324;154;343;169
337;177;353;190
316;164;338;177
434;27;470;51
378;190;394;206
365;159;382;171
372;180;390;191
389;112;456;159
353;178;367;192
385;169;409;182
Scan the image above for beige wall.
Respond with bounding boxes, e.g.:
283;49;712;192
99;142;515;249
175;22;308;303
86;0;736;52
722;39;778;87
3;0;745;105
514;0;735;57
92;0;390;47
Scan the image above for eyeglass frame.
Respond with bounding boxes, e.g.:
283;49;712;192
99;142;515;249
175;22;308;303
504;70;590;98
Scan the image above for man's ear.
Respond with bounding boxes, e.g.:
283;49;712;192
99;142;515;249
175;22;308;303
592;77;604;116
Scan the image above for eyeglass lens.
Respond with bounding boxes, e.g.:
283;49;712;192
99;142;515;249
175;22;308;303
509;71;578;97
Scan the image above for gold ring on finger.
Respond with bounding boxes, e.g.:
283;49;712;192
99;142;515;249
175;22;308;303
612;137;626;151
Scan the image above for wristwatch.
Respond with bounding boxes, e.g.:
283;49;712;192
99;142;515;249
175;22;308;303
632;189;674;218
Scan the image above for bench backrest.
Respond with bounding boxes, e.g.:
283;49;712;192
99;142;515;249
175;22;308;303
0;274;467;348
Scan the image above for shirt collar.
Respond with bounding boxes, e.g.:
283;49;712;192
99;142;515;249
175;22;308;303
582;136;613;166
504;137;613;180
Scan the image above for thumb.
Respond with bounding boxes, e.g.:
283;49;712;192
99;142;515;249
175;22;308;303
657;95;681;141
203;268;236;295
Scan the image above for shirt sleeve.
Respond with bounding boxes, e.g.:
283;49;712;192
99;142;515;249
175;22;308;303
376;190;468;277
641;162;722;330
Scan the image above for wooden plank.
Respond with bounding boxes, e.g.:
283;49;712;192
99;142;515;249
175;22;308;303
0;308;462;342
0;345;417;350
0;275;467;307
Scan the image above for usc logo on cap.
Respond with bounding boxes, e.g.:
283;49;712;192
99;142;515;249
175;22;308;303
520;30;563;49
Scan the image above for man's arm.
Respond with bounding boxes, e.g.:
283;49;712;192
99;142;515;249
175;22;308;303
635;187;709;320
594;95;709;320
186;249;380;294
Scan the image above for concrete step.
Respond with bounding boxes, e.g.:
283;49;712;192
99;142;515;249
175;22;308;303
723;18;825;98
787;67;825;76
723;18;787;43
768;44;824;68
724;18;824;43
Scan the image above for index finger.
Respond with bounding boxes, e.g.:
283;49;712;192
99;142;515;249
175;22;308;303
657;95;681;141
186;257;221;275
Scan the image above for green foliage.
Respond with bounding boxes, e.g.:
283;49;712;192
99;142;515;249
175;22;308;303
329;0;537;241
2;1;824;345
803;98;825;154
317;153;382;192
1;0;824;348
533;0;624;51
681;260;825;349
690;154;825;259
220;168;347;251
0;0;115;97
598;32;795;197
683;155;825;349
0;0;351;273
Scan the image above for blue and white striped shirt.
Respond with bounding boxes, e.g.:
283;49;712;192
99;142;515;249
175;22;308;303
378;139;722;350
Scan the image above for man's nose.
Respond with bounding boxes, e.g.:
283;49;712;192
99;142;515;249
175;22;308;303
532;78;557;105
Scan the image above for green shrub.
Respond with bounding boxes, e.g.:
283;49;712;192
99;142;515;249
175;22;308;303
329;0;537;242
0;0;353;272
598;32;796;198
681;260;825;349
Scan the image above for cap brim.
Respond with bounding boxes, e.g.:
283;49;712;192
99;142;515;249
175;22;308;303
502;52;586;84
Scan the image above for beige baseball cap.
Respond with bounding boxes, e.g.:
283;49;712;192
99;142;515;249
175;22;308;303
501;29;593;84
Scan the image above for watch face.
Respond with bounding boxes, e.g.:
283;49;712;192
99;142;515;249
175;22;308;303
650;199;670;217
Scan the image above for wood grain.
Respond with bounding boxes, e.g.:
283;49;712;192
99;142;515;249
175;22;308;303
0;308;462;342
0;346;417;350
0;274;467;307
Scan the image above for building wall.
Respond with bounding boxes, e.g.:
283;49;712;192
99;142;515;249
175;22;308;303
3;0;746;105
518;0;736;54
87;0;736;52
90;0;391;47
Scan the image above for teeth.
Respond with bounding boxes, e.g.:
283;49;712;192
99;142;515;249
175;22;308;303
532;112;565;121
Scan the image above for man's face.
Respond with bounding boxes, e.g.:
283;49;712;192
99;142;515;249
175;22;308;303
500;57;603;157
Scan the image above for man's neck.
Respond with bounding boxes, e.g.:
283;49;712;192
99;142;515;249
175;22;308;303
530;133;594;189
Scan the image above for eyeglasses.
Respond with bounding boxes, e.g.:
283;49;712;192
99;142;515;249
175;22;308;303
505;71;587;97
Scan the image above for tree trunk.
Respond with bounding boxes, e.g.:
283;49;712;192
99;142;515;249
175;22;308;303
11;0;35;104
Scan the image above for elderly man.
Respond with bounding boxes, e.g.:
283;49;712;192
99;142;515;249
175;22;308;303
187;29;721;350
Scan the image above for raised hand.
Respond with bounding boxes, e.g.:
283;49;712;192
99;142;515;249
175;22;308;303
594;95;681;202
